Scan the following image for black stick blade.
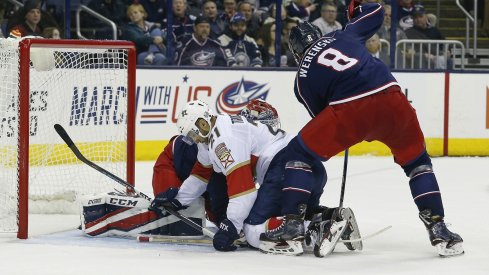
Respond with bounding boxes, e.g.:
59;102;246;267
54;124;74;147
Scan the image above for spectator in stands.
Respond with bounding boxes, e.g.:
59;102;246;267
7;0;59;37
405;6;444;42
286;0;317;22
377;4;416;68
220;0;237;23
309;0;349;26
261;3;287;25
42;26;61;39
86;0;126;39
257;22;290;67
366;33;390;66
282;18;300;67
312;2;342;35
202;0;227;40
9;0;43;37
405;5;447;69
377;4;408;42
163;0;196;41
218;12;262;67
398;1;437;30
139;0;166;24
122;3;168;65
309;0;346;25
237;1;261;39
176;16;235;66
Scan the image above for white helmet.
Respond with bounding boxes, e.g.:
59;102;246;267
176;100;215;144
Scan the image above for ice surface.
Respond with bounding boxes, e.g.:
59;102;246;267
1;156;488;275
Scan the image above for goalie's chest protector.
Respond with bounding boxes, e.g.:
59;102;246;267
203;115;292;182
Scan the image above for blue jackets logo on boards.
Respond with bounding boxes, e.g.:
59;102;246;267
216;77;269;114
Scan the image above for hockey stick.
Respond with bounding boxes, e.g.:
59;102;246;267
53;124;215;239
338;225;392;243
339;148;349;208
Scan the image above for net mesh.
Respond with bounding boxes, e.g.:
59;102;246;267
0;38;131;233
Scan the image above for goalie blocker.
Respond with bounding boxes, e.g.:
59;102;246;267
81;192;206;237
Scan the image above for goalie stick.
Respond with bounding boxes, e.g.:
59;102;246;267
137;235;214;245
338;225;391;243
53;124;215;239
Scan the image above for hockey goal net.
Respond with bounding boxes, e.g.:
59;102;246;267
0;38;136;239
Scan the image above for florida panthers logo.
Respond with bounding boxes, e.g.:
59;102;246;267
216;77;270;114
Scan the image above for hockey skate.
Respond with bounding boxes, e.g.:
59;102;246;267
340;208;363;251
259;205;306;256
305;207;362;254
309;218;347;257
419;209;464;257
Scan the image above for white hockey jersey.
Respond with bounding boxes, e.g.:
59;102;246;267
176;114;293;232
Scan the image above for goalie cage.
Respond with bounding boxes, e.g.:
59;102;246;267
0;38;136;239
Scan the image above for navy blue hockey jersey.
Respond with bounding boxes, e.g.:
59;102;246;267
294;3;399;117
176;34;235;66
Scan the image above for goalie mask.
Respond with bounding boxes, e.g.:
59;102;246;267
177;100;215;145
288;21;322;64
240;99;280;130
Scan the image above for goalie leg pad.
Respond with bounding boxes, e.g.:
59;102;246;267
81;192;205;237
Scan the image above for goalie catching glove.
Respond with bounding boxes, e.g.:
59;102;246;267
149;187;186;215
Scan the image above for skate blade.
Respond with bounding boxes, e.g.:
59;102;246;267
259;240;304;256
436;242;464;257
314;220;348;258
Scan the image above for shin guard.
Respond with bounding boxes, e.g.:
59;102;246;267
281;161;314;215
409;171;444;217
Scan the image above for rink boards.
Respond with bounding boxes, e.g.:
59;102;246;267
133;68;489;159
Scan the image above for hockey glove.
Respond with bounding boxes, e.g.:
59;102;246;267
347;0;362;21
149;187;186;215
213;218;239;252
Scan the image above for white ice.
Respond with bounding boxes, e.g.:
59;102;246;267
1;156;488;275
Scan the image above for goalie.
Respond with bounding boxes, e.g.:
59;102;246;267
80;129;229;238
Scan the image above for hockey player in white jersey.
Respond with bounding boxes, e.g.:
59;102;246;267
153;99;293;251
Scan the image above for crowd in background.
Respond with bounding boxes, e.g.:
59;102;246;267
1;0;489;68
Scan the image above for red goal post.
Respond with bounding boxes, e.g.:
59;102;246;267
0;38;136;239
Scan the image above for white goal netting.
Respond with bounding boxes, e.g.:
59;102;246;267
0;38;134;236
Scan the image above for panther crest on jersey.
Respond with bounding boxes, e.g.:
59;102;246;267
215;142;234;168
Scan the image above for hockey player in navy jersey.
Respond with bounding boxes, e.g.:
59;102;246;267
284;1;463;256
